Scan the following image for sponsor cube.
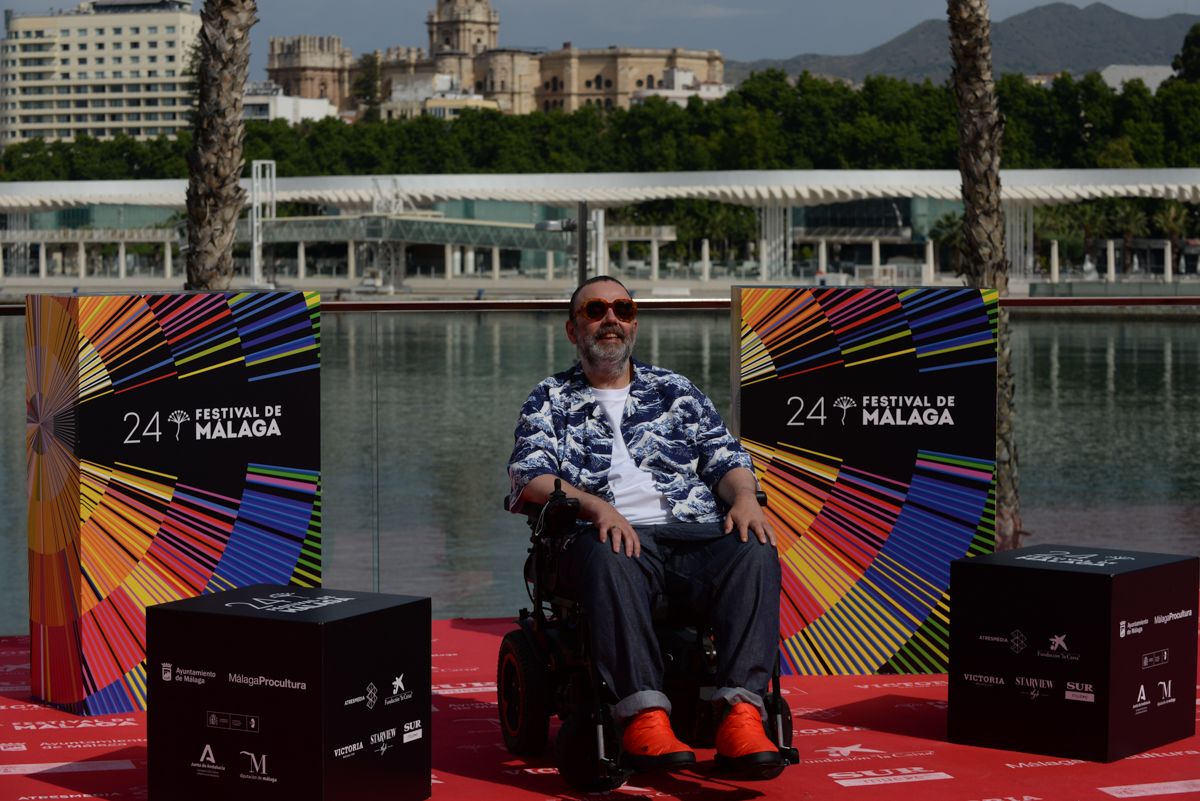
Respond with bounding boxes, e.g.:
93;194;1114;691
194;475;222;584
948;544;1198;761
148;585;430;801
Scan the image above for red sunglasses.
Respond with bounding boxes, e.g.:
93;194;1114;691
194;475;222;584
577;298;638;322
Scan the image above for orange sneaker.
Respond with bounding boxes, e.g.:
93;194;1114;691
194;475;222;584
715;702;785;779
621;708;696;772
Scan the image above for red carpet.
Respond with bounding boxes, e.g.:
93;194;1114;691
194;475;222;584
1;619;1197;800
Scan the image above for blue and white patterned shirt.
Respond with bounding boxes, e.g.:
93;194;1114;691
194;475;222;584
506;359;753;523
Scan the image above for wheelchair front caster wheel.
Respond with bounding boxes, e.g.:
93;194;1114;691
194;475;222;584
555;714;626;792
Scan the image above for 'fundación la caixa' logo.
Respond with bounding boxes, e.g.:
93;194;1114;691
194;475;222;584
121;405;287;444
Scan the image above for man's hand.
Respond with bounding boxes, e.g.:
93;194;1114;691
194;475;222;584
592;503;641;558
520;474;641;557
716;467;776;546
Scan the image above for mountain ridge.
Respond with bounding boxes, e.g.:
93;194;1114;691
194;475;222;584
725;3;1197;85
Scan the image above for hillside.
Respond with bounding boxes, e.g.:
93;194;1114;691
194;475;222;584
726;2;1198;85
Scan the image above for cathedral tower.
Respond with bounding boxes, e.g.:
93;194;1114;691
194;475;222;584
426;0;499;55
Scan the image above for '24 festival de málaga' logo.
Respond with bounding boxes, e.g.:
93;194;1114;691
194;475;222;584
120;404;286;444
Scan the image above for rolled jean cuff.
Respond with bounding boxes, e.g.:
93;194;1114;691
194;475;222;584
712;687;766;721
614;690;672;724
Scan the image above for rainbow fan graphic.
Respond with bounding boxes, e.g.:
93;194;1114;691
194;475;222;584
736;287;998;675
27;292;322;713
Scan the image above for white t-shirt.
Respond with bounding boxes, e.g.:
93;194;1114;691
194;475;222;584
591;386;674;525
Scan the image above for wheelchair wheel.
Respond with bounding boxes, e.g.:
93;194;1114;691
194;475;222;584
497;629;550;755
555;711;626;792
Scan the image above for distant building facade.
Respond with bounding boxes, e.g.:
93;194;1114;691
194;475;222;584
267;0;726;118
243;81;337;124
380;72;499;120
630;67;729;108
1098;65;1174;94
0;0;201;145
267;35;354;112
537;46;723;112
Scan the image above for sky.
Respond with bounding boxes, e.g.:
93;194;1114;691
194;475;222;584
7;0;1197;78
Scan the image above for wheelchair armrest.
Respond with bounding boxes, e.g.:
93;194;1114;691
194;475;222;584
511;479;581;540
531;494;581;538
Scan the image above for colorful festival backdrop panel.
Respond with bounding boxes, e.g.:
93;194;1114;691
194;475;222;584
26;292;322;714
735;287;998;676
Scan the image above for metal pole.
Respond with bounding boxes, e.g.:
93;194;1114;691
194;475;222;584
577;201;589;286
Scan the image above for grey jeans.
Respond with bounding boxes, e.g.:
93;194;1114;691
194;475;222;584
557;522;781;724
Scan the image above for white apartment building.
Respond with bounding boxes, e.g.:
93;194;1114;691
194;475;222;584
1;0;201;145
631;68;729;107
244;81;337;124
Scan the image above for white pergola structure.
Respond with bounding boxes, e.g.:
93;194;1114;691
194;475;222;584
3;169;1199;283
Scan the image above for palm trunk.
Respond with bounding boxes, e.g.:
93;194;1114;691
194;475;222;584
185;0;257;290
948;0;1023;550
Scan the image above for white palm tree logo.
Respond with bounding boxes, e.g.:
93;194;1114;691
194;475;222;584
833;396;856;425
168;410;190;441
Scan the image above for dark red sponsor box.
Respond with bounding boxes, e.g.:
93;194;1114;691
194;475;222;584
148;585;430;801
948;544;1197;762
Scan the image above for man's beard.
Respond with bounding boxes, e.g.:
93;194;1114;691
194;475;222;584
577;323;636;372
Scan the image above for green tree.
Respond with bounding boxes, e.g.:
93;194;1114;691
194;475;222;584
1171;23;1200;82
352;52;383;123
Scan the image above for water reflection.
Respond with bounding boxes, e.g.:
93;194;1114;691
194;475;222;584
1;311;1198;635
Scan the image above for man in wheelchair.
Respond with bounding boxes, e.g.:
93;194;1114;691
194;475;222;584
505;276;790;782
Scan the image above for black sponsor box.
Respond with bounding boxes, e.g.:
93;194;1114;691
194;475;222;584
148;585;430;801
948;544;1197;762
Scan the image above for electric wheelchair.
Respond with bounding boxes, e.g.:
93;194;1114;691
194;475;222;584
496;481;799;791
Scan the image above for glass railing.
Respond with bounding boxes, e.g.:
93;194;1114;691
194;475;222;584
3;298;1200;635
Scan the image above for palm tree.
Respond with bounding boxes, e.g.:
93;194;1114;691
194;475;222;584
1108;200;1148;274
185;0;257;290
1153;201;1189;277
1075;202;1109;271
947;0;1023;550
928;211;964;275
